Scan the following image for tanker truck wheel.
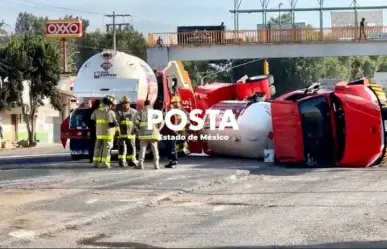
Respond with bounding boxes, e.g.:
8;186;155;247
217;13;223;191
71;154;82;161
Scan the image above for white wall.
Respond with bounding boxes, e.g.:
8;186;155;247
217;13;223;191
372;72;387;89
0;79;69;144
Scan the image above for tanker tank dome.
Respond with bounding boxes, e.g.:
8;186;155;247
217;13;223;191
73;50;158;107
76;50;156;81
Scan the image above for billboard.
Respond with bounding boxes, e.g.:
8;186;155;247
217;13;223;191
45;19;83;40
177;25;225;44
331;10;383;27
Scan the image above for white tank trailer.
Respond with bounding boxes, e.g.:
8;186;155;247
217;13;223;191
73;50;158;107
202;100;274;159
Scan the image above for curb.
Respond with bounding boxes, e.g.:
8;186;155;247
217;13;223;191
2;169;250;246
0;153;69;160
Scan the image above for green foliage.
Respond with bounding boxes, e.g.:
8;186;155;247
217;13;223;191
268;13;292;25
13;12;147;72
0;35;62;145
75;29;147;69
184;13;387;95
183;60;232;88
15;12;46;36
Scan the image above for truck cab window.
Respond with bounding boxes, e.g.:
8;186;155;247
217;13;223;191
70;109;89;129
299;96;335;166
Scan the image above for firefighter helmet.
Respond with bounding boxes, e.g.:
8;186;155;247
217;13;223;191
103;95;116;105
121;96;130;103
171;95;181;104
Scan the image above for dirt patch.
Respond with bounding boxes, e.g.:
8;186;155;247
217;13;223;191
0;189;82;233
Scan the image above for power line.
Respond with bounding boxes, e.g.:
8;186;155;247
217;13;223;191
0;0;177;28
104;12;132;51
200;58;264;85
0;0;104;15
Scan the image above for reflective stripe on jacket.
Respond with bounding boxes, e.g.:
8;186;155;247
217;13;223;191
137;106;160;141
91;104;117;141
116;108;137;139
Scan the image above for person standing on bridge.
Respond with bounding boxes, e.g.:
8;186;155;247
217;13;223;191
359;17;367;40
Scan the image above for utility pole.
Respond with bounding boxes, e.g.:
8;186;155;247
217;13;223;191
105;11;131;51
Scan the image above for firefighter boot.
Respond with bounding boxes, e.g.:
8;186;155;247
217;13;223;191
128;160;138;167
136;163;144;170
154;163;160;170
164;161;177;168
119;161;128;168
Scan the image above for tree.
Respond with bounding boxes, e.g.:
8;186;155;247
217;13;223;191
228;13;387;95
0;48;20;112
15;12;46;36
268;13;292;25
4;35;62;145
75;29;147;69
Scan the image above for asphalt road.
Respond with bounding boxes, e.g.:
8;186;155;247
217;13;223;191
2;147;387;248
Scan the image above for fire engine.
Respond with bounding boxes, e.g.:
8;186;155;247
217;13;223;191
60;50;276;160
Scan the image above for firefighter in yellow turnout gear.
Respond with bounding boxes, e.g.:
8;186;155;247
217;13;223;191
116;96;138;167
90;95;119;168
136;100;164;170
171;96;189;157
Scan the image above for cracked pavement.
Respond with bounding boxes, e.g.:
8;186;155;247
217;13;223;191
2;146;387;248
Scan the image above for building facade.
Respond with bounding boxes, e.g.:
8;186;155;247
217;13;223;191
0;76;75;146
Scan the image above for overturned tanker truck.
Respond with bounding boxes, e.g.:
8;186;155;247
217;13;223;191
272;77;387;167
61;50;276;160
202;77;387;168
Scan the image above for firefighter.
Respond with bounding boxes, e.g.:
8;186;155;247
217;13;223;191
163;95;185;168
136;100;164;170
116;96;138;167
171;95;189;157
85;99;100;163
90;95;118;168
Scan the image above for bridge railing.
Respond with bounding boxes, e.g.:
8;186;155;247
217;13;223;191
147;26;387;47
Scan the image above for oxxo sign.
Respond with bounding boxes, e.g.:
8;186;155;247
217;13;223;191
45;20;83;40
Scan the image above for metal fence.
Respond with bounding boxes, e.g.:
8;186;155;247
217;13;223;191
147;26;387;47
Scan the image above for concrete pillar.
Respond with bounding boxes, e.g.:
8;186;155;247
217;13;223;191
147;47;170;71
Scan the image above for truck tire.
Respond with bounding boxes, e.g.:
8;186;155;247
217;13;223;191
71;154;82;161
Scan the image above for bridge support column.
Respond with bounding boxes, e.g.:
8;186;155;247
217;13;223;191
147;47;170;71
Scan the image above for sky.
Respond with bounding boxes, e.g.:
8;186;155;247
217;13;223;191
0;0;387;34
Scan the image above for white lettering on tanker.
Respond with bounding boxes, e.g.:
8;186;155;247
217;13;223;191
94;71;117;79
147;109;239;131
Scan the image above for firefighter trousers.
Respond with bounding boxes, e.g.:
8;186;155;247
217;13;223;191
164;140;177;163
138;140;159;168
88;138;96;163
93;139;113;168
118;138;137;164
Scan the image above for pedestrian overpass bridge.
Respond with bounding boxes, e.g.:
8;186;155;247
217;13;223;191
146;26;387;70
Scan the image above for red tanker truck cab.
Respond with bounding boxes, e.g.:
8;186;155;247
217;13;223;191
272;78;387;167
